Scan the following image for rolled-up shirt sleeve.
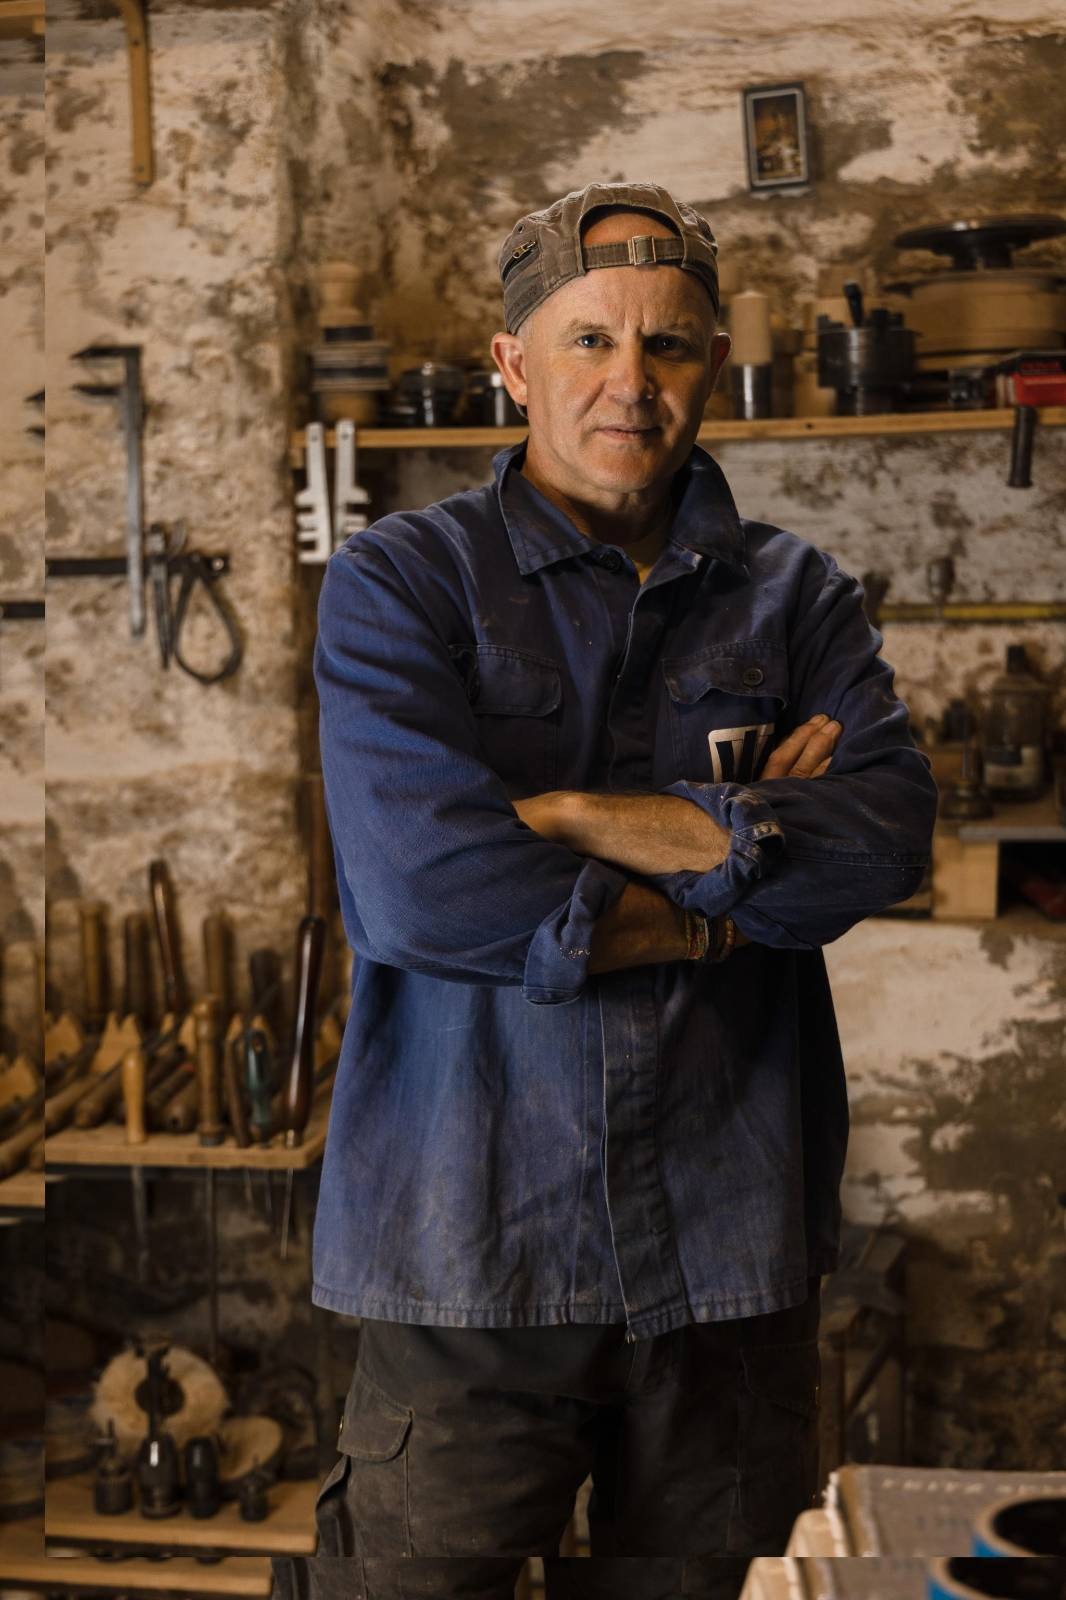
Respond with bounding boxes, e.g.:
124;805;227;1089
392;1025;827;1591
316;538;628;1002
649;555;937;948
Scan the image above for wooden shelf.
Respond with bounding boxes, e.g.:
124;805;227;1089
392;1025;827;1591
46;1090;331;1172
933;791;1065;921
290;406;1066;463
45;1473;316;1559
0;1;44;40
0;1167;45;1210
2;1517;274;1594
955;790;1066;843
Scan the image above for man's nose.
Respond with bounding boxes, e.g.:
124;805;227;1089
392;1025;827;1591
604;343;656;403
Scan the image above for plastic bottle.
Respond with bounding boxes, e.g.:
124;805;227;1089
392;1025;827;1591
981;645;1048;801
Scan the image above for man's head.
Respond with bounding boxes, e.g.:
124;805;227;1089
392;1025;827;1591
491;183;731;518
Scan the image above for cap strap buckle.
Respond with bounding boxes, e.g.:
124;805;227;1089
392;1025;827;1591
626;235;659;266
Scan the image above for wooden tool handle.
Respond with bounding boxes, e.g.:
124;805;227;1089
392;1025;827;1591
45;1074;100;1136
0;1119;44;1179
72;1062;124;1128
223;1036;252;1149
109;1046;189;1123
144;1055;192;1124
162;1076;199;1134
121;1047;147;1145
249;949;283;1046
283;916;326;1148
79;903;110;1033
193;996;224;1146
305;774;336;924
244;1030;274;1143
202;915;233;1024
122;911;154;1030
149;861;188;1018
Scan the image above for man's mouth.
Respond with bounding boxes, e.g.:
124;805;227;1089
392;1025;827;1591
598;424;661;438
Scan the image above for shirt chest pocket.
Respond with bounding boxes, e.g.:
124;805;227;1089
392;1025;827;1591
661;644;789;785
466;645;562;796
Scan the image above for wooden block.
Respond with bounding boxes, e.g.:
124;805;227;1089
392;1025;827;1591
932;832;999;920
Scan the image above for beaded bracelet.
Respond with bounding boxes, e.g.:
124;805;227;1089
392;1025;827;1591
707;915;737;964
684;911;710;962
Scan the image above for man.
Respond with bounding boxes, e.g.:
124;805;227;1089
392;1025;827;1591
290;182;937;1600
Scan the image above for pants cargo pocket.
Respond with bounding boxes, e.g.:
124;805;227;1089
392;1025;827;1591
338;1365;414;1557
732;1338;820;1555
314;1453;355;1556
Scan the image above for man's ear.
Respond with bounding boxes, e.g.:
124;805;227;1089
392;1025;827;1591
709;330;731;390
490;331;528;416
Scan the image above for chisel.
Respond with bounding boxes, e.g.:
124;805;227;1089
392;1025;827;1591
202;915;234;1029
143;1045;194;1128
193;996;224;1147
121;1046;150;1283
122;911;155;1032
244;1029;275;1227
149;861;189;1019
122;1047;148;1145
280;916;326;1258
0;1118;45;1180
79;902;110;1035
224;1030;254;1207
249;949;284;1050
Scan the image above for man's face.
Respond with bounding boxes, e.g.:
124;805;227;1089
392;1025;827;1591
492;212;730;510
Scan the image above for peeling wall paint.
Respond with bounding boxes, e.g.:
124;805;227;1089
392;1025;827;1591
0;45;44;1060
826;918;1066;1468
42;3;306;1011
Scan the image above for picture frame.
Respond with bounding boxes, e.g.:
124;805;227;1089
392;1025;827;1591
742;83;810;192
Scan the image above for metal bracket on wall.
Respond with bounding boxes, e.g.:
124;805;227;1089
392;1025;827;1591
0;599;45;620
114;0;154;187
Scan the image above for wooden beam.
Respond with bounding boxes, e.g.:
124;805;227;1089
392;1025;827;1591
115;0;154;187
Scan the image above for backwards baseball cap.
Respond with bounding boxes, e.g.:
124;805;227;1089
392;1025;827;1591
498;181;720;335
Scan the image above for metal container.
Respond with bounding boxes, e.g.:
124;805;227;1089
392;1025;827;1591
817;311;915;414
465;369;523;426
395;362;465;428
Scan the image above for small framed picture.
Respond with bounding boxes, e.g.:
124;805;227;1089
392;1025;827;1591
742;83;810;191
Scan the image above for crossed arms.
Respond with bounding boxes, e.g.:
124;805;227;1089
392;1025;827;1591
316;535;937;1002
513;716;842;974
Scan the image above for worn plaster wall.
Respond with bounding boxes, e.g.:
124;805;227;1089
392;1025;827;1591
287;1;1066;1468
0;37;45;1060
44;0;307;1010
826;917;1066;1470
30;0;1066;1469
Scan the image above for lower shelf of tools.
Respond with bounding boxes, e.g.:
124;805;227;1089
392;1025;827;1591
45;1473;317;1559
0;1167;46;1211
45;1092;330;1171
932;790;1066;920
3;1517;274;1595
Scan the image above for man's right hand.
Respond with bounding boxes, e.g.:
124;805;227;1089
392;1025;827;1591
761;714;842;780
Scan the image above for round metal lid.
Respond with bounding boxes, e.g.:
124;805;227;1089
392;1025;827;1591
893;215;1066;270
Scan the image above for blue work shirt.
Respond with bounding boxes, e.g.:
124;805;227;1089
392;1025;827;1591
312;440;936;1340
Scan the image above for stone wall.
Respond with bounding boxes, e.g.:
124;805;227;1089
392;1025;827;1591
0;33;45;1061
43;0;307;1015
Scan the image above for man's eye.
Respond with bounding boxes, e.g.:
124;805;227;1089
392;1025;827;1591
653;335;683;352
576;333;602;348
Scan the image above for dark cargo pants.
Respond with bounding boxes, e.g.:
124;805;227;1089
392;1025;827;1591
274;1281;820;1600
